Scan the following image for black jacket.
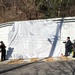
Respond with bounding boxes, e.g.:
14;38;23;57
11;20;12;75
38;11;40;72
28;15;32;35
65;40;72;49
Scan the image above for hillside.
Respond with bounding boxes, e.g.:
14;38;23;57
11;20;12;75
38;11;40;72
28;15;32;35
0;0;75;23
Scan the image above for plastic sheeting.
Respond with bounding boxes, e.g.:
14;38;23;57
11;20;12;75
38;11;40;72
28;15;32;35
7;20;61;59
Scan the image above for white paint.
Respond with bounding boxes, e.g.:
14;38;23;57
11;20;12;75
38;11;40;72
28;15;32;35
0;17;75;59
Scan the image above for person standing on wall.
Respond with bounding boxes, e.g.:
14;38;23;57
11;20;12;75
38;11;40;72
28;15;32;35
63;37;72;57
0;41;6;61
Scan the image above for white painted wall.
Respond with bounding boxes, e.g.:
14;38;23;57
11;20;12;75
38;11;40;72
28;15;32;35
0;17;75;59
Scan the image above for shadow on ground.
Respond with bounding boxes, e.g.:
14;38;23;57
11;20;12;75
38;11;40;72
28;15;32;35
0;59;75;75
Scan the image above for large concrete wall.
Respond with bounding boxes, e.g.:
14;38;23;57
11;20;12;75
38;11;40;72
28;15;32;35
1;17;75;48
0;17;75;59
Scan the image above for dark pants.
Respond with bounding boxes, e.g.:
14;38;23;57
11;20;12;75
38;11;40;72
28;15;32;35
65;47;71;56
73;52;75;57
1;50;6;61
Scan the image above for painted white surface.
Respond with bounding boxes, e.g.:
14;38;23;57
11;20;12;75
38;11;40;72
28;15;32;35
8;20;59;59
0;17;75;59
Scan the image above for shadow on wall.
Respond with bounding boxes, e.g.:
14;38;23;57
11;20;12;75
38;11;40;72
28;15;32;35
6;47;14;59
49;17;64;57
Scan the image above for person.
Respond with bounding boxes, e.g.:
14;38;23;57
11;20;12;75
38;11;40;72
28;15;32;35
63;37;72;57
73;40;75;57
0;41;6;61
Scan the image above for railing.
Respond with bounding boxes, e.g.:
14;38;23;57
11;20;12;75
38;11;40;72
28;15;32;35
0;17;75;28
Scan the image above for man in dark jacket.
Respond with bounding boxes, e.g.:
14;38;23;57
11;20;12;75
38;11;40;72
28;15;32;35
0;41;6;61
64;37;72;57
